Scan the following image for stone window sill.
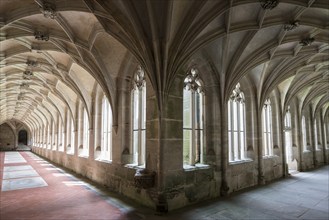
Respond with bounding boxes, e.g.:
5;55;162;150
303;150;311;153
183;164;210;171
124;164;145;169
78;154;89;158
229;158;253;165
262;155;279;159
95;158;112;164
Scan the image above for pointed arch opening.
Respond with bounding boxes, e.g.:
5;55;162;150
183;68;205;167
228;83;246;162
131;67;146;166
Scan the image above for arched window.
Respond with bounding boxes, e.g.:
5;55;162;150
228;83;246;162
38;127;41;147
262;99;273;156
43;126;46;148
302;116;307;151
47;123;50;149
284;106;292;162
314;119;319;150
101;96;112;160
82;108;89;156
131;67;146;165
326;119;329;149
58;118;63;151
39;127;42;147
284;107;292;130
183;68;204;166
66;110;75;155
70;119;75;154
52;120;56;150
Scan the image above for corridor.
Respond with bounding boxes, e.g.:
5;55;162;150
1;151;328;220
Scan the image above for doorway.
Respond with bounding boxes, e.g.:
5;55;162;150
18;130;28;145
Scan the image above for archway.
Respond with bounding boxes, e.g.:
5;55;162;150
18;130;28;145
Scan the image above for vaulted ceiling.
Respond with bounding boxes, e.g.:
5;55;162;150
1;0;328;129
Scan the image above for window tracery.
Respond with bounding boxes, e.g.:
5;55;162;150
183;68;204;166
284;106;293;162
302;116;308;151
228;83;246;162
82;108;89;156
100;97;112;161
314;119;319;150
132;66;146;166
263;99;273;156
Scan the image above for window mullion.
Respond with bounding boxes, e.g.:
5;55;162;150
265;106;269;156
237;102;241;160
190;91;196;165
230;100;234;161
138;89;143;165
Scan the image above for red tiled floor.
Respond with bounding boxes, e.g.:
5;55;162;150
0;152;125;220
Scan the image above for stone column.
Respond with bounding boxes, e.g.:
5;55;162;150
63;110;67;152
310;107;317;167
15;127;18;148
66;112;71;153
52;117;58;151
57;118;62;151
320;109;327;164
220;104;229;195
297;112;304;171
73;103;79;156
256;106;265;185
77;105;83;155
142;73;184;212
42;125;45;148
281;113;288;177
114;87;129;164
73;129;78;156
94;97;102;159
88;128;94;159
48;121;52;149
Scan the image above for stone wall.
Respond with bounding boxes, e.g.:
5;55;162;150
316;150;325;166
0;123;16;151
301;151;314;170
32;148;156;208
32;146;329;211
32;147;220;211
227;161;257;192
263;156;283;182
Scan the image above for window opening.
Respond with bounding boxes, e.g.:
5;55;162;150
131;67;146;165
263;99;273;156
183;68;204;166
228;83;246;162
302;116;307;151
100;97;112;160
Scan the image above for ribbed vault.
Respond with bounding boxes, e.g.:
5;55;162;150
1;0;328;132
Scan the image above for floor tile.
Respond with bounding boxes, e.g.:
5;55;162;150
2;176;48;191
3;165;34;172
3;170;39;179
